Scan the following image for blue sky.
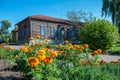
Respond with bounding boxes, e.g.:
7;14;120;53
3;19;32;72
0;0;107;32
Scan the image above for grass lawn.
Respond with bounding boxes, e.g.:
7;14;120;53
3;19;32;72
108;44;120;55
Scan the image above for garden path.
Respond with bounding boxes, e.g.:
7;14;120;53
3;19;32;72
4;45;120;62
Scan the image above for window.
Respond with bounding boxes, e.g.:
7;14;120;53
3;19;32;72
66;29;71;39
26;27;30;38
51;27;55;36
18;29;21;40
41;26;45;36
57;26;62;39
21;30;24;38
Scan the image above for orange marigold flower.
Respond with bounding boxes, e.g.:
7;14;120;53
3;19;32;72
29;37;34;40
28;57;39;67
100;60;107;64
29;48;33;53
79;46;84;50
57;50;64;54
58;44;62;47
38;55;46;61
7;46;14;50
21;46;28;52
74;44;79;49
43;56;53;64
50;51;58;57
91;50;98;56
36;35;40;39
81;60;87;65
65;40;69;44
0;44;4;48
118;59;120;61
38;50;46;55
97;49;102;53
35;42;39;45
68;43;73;49
83;44;89;48
110;60;116;64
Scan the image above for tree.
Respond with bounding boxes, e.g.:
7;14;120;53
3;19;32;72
0;20;11;34
78;19;119;51
102;0;120;32
66;10;93;22
66;10;93;29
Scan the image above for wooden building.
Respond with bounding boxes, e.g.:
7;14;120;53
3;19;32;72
13;15;83;44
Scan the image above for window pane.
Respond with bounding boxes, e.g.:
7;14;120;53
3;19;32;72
41;26;45;35
51;27;55;36
66;29;72;40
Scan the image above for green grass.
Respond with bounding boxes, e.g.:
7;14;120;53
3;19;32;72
110;44;120;51
108;44;120;55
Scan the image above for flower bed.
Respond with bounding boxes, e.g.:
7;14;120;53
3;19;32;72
0;36;120;80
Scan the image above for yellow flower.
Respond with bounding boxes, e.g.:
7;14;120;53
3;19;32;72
45;39;49;43
97;49;102;53
36;35;40;39
29;37;34;40
58;44;62;47
68;43;72;46
28;57;39;67
7;46;14;50
43;56;53;64
24;43;28;46
38;50;46;55
42;48;49;52
83;44;89;48
65;40;69;44
14;55;18;58
21;46;28;52
0;50;3;52
50;51;58;57
38;55;46;61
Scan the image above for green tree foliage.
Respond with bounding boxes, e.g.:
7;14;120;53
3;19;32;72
78;19;119;51
102;0;120;32
0;20;11;43
0;20;11;34
66;10;93;28
66;10;93;22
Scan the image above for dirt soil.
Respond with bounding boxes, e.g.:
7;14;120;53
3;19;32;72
0;60;24;80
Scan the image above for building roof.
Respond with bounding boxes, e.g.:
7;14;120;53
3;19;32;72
29;15;72;24
16;14;84;25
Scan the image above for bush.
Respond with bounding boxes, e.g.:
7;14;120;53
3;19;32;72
78;19;119;51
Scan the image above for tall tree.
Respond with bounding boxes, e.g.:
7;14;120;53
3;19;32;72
102;0;120;29
66;10;93;22
66;10;93;28
0;20;11;34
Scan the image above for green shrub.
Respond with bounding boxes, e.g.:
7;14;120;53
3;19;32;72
79;19;119;51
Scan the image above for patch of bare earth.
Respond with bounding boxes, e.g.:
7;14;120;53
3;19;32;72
0;60;24;80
